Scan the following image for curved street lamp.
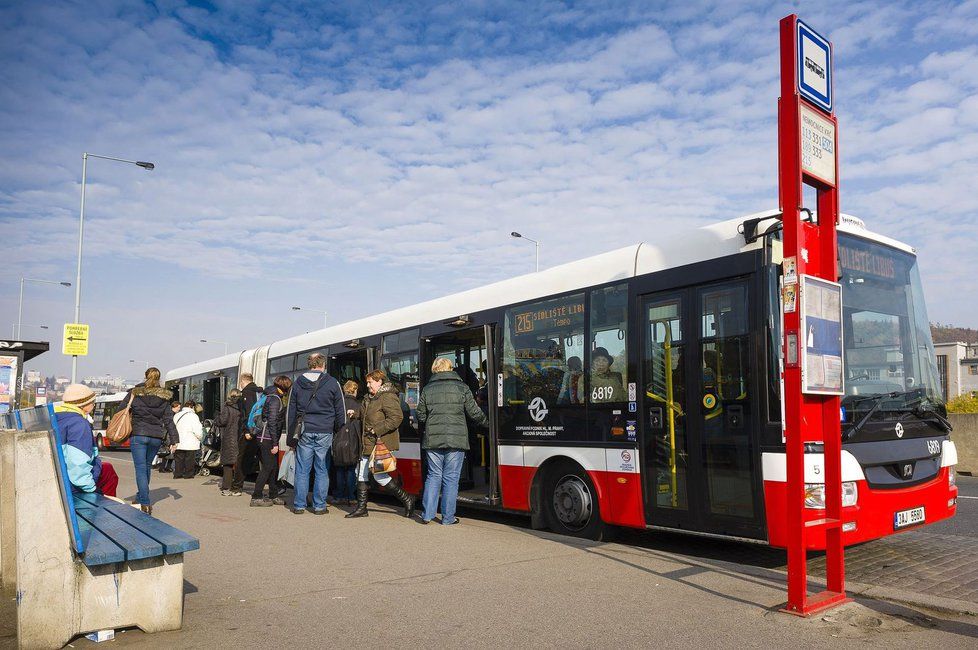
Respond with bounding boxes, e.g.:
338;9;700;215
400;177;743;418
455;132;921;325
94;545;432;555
72;152;154;381
511;231;540;272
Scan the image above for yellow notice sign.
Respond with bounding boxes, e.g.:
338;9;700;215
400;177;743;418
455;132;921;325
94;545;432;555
63;323;90;356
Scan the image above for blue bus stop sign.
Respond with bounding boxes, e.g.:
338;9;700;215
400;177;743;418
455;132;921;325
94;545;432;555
797;20;832;113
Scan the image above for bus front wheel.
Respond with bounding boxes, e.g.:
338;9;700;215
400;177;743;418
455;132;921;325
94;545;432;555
542;462;610;541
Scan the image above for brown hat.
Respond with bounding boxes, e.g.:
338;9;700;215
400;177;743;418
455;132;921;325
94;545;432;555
63;383;96;409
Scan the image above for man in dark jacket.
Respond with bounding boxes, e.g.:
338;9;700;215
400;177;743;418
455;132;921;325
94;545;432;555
416;358;488;525
285;353;345;514
232;373;261;493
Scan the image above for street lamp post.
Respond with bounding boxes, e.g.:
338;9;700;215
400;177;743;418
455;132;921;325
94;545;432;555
511;231;540;272
200;339;230;355
291;306;328;329
72;153;155;382
17;278;71;339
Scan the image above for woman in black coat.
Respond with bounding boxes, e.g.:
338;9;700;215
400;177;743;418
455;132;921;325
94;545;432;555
120;367;178;515
215;389;243;496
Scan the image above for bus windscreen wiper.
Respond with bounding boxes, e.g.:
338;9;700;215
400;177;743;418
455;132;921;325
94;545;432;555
844;390;903;440
900;403;952;434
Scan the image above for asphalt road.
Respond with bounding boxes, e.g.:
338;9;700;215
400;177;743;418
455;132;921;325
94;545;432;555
929;474;978;537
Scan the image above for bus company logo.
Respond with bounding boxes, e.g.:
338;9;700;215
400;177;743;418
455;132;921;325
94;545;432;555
528;397;549;423
621;450;632;463
895;422;904;438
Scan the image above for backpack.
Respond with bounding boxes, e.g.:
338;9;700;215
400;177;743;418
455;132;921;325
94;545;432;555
332;418;362;466
247;393;268;432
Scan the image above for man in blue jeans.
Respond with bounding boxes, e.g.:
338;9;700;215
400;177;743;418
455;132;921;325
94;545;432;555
286;353;346;514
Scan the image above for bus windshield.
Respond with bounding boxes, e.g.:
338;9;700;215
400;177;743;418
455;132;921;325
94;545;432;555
839;234;943;411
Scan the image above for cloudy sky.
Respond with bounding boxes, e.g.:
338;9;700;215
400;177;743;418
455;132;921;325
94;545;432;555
1;0;976;380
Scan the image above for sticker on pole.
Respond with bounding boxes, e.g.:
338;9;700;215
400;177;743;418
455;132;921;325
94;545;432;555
800;104;836;185
63;323;90;356
797;20;832;112
799;277;843;395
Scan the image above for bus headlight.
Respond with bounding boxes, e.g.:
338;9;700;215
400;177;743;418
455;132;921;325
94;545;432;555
804;482;858;509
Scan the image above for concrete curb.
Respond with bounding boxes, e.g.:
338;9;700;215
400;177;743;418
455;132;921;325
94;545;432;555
700;553;978;617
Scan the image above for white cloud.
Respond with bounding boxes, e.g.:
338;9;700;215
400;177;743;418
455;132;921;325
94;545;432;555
1;0;976;379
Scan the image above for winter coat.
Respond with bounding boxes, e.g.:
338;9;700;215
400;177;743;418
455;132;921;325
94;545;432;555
241;382;261;423
360;382;403;454
258;385;285;444
417;371;489;451
54;404;102;493
120;383;178;444
285;371;346;447
174;408;204;451
215;402;242;465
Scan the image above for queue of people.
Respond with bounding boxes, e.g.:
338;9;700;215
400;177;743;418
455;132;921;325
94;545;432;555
58;356;485;526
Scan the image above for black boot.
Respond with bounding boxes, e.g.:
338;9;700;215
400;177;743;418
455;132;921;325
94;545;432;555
385;479;415;518
345;482;369;518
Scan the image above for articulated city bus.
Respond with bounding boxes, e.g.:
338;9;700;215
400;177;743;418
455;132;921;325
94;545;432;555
165;210;958;546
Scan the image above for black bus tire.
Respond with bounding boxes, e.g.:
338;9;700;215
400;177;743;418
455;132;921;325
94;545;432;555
542;461;610;541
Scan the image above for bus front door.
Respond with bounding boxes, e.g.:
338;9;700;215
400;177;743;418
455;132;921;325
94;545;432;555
640;280;763;539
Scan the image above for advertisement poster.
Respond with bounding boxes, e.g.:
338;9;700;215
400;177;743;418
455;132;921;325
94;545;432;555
0;355;18;415
404;381;419;409
800;276;844;395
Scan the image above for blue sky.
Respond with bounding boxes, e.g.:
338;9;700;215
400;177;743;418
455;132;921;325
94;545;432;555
1;0;976;380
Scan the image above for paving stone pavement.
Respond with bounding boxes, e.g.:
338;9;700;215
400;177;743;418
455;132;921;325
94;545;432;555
807;529;978;604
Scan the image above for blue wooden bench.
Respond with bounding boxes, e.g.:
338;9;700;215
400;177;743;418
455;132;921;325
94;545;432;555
5;404;200;647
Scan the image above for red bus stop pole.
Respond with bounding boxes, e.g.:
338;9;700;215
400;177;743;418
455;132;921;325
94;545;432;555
778;13;848;616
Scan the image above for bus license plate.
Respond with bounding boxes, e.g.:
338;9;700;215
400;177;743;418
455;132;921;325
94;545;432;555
894;506;925;530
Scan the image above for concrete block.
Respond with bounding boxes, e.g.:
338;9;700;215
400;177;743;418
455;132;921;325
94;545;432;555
14;430;186;649
0;429;16;589
950;413;978;474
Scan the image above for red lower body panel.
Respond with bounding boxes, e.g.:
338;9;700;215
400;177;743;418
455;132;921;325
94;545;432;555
764;468;958;549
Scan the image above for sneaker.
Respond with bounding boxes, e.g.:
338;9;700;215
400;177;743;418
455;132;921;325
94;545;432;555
220;490;231;496
311;508;329;515
291;507;306;514
250;498;273;507
271;497;286;506
230;491;242;497
441;517;460;526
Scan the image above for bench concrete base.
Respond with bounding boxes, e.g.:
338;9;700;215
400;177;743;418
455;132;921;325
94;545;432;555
13;430;187;649
1;430;16;589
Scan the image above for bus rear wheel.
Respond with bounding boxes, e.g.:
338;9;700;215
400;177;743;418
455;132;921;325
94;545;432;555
542;463;609;541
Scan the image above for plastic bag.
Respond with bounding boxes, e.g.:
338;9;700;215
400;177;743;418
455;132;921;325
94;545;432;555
278;448;296;487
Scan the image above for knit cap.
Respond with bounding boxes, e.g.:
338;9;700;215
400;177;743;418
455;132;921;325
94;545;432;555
63;383;96;408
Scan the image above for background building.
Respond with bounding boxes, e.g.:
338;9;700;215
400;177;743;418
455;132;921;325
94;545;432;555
935;342;978;400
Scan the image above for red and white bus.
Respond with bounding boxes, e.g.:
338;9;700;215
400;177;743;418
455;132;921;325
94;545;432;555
165;210;957;545
92;392;132;451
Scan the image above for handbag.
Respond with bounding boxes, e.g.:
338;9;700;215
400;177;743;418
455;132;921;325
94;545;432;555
369;437;397;474
105;393;135;444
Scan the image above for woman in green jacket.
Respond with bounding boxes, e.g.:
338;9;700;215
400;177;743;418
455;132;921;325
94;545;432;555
416;358;489;525
345;369;415;518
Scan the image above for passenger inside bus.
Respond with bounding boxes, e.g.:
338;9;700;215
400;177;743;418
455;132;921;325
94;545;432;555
584;347;626;403
557;356;584;404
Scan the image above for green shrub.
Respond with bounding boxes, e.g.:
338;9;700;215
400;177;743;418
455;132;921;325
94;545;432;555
947;393;978;414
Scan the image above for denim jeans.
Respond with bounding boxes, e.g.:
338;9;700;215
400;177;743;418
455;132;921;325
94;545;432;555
293;431;332;511
422;449;465;524
130;435;162;506
334;465;357;500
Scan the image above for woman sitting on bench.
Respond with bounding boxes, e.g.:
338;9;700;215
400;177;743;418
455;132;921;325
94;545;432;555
54;384;119;497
